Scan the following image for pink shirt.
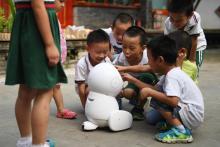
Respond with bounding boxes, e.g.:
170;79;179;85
58;21;67;63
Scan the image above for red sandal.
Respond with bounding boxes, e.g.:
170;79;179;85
56;109;77;119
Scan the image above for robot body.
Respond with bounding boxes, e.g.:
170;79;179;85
82;63;133;131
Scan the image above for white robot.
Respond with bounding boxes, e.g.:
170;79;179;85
82;63;133;131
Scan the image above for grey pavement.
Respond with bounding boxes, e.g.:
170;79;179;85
0;49;220;147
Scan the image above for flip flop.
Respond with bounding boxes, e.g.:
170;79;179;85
56;109;77;119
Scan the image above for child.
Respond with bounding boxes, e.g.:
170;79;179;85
168;30;198;83
53;0;77;119
113;26;158;120
103;13;134;60
75;29;111;109
164;0;207;77
140;36;204;143
5;0;67;147
116;30;198;83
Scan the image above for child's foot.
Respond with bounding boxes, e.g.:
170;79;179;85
155;127;193;143
131;107;144;121
56;109;77;119
45;139;55;147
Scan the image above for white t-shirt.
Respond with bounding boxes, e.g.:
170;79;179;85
102;28;123;55
157;67;204;129
164;11;207;51
113;49;148;77
75;53;111;85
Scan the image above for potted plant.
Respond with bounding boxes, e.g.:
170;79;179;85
0;0;15;41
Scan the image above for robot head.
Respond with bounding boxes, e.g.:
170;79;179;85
88;63;123;97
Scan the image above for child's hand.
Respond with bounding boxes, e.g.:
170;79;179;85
121;73;135;82
140;87;151;100
46;44;60;66
115;65;127;72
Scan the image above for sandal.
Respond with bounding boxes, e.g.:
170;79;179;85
56;109;77;119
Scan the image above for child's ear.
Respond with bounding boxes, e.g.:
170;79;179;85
178;48;187;58
158;56;165;64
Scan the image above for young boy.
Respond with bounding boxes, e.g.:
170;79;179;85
113;26;158;120
168;30;198;83
164;0;207;76
140;35;204;143
103;13;134;60
75;29;111;108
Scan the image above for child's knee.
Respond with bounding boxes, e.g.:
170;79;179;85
36;89;53;102
18;84;37;100
123;88;137;99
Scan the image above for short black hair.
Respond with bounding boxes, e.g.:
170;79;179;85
112;13;134;28
168;0;194;16
168;30;192;59
123;26;147;46
148;35;178;64
87;29;110;47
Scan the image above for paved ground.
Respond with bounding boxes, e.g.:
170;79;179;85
0;49;220;147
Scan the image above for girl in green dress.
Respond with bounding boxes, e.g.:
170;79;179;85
5;0;67;146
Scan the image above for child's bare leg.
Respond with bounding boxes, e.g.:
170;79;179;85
15;84;36;137
53;85;64;112
83;86;89;108
158;109;182;126
124;88;144;120
122;88;136;99
138;97;147;108
31;88;53;145
123;88;146;108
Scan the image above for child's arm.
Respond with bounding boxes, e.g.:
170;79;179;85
140;88;179;107
189;36;198;62
31;0;59;66
116;64;152;73
121;73;156;90
77;82;88;108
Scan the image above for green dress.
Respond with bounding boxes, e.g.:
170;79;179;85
5;3;67;89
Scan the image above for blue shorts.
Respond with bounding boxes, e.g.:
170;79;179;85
145;99;181;125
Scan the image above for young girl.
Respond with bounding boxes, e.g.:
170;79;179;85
53;0;77;119
5;0;67;147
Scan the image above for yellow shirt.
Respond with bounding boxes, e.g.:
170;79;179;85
182;60;198;84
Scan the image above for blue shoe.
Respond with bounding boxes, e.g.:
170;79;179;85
46;139;55;147
155;127;193;143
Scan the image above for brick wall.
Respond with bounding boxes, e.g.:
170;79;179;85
73;7;138;29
